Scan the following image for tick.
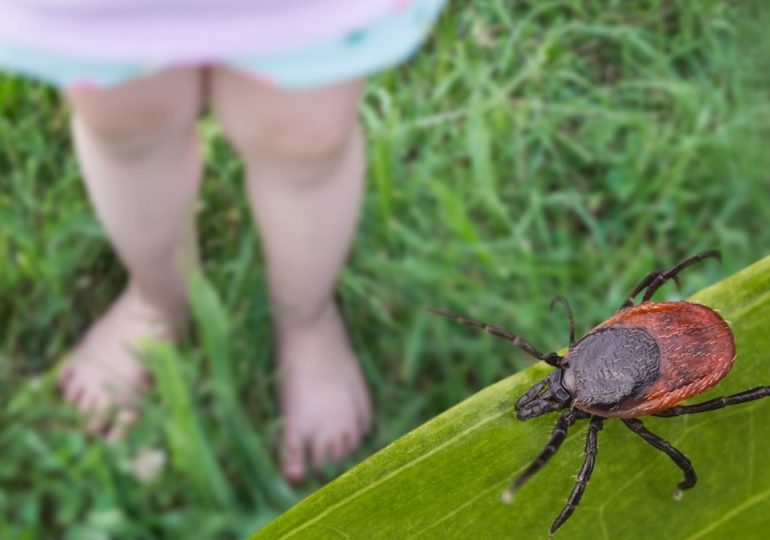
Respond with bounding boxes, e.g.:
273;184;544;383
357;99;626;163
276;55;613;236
430;250;770;537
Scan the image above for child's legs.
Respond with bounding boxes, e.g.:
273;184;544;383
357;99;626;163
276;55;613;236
61;67;204;439
66;67;204;312
209;68;371;481
210;69;363;328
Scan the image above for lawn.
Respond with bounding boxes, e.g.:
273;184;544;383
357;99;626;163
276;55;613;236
1;1;769;538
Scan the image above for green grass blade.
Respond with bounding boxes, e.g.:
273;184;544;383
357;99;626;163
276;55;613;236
146;343;234;509
252;255;770;539
188;273;237;408
188;274;295;507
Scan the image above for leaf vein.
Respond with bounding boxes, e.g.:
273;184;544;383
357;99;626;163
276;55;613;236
413;478;509;537
683;487;770;540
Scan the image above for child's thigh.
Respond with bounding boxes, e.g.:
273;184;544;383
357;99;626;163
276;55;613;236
65;67;205;147
209;67;362;165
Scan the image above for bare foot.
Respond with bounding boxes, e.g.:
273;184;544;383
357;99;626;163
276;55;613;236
278;303;373;483
58;284;184;442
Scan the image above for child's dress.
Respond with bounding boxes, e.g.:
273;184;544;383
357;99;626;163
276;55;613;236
0;0;445;89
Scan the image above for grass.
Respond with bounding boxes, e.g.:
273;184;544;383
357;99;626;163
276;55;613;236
1;0;769;538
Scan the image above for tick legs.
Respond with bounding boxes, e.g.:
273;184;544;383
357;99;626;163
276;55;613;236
426;308;560;365
641;249;721;302
618;269;680;310
620;269;662;310
550;296;576;346
654;386;770;417
622;418;696;498
620;250;720;309
503;409;588;501
550;416;604;537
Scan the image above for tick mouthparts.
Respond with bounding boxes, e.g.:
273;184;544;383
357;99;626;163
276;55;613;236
515;389;564;420
514;401;538;421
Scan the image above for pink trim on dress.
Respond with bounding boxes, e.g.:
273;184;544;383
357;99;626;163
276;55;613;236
392;0;411;13
67;79;101;92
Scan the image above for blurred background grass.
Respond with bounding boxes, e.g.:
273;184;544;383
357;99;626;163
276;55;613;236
1;0;769;538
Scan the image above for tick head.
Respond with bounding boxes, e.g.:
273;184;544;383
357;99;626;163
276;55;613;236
515;369;572;420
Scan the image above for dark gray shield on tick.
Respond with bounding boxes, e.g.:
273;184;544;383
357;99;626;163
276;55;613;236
564;327;660;411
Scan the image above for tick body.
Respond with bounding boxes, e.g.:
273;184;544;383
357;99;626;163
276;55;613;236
430;250;770;537
565;301;735;418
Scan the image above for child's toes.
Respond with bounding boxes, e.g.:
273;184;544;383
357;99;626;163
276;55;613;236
57;366;76;390
86;409;108;436
328;437;348;463
281;436;307;484
60;376;79;403
72;383;91;410
104;409;138;443
83;393;111;434
343;428;365;456
76;391;99;413
311;436;330;470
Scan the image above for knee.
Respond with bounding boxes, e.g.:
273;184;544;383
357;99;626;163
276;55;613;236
211;72;362;171
222;107;359;170
65;68;203;159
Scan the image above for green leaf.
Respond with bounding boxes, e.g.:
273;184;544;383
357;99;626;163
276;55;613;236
251;256;770;539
